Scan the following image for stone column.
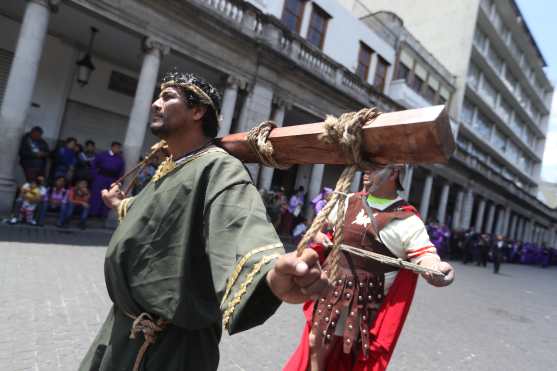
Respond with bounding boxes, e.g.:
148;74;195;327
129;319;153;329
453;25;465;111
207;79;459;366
508;213;518;240
123;38;169;174
460;190;474;230
494;208;506;235
524;220;532;242
350;171;363;193
0;0;59;214
501;206;511;236
484;203;496;234
258;99;287;190
305;164;325;219
436;182;450;224
217;76;241;137
237;81;274;182
419;174;433;221
402;166;414;200
451;190;464;230
474;198;486;233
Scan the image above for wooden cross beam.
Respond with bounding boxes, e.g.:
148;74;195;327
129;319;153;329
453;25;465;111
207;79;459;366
219;105;454;166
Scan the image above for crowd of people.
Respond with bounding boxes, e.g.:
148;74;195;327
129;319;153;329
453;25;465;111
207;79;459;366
427;221;557;272
5;126;158;229
259;185;557;272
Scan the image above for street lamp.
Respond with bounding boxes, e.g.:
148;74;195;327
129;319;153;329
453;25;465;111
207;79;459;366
76;26;99;86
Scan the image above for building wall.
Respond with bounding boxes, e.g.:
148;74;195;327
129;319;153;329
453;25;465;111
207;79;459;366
358;0;480;115
248;0;396;87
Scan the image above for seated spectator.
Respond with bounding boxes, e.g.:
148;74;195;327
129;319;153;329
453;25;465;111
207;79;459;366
35;175;49;226
74;140;96;183
292;217;310;246
57;180;90;229
53;137;77;180
37;176;67;226
9;178;42;225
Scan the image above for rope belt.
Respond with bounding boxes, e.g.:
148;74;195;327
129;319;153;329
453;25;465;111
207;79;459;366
126;312;168;371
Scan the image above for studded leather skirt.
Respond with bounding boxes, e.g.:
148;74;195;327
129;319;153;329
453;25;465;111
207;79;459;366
312;252;397;357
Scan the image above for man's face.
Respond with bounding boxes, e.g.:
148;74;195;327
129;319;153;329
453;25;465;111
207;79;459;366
30;130;42;141
362;168;398;193
111;144;122;155
86;143;95;153
150;87;206;138
66;140;76;150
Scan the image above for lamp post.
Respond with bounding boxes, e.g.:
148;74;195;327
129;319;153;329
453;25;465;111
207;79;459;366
76;26;98;86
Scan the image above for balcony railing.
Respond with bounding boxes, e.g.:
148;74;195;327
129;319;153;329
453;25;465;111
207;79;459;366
198;0;400;112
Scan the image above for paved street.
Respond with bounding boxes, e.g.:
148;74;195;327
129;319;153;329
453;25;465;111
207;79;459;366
0;232;556;370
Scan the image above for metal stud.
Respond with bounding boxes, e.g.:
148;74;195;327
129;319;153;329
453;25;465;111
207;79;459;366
348;324;353;330
368;295;372;301
369;282;373;287
314;321;319;326
335;309;340;315
322;330;327;336
362;315;367;320
377;294;382;299
327;304;332;310
350;311;355;316
326;334;331;339
358;295;363;301
346;339;351;343
334;291;339;296
318;309;322;314
331;321;336;327
359;282;364;287
345;293;351;299
348;281;353;287
325;317;329;322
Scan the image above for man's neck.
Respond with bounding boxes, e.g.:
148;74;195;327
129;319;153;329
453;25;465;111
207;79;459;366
368;189;398;199
165;133;210;159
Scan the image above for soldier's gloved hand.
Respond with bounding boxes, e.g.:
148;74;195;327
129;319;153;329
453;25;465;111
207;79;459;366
266;249;330;304
422;261;455;287
101;182;126;210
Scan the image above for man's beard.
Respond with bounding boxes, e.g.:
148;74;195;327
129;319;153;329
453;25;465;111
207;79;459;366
150;121;170;138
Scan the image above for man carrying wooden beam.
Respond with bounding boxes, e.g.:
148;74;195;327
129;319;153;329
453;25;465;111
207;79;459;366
79;72;329;371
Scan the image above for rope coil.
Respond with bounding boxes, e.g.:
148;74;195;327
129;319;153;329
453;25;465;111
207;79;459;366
246;121;289;169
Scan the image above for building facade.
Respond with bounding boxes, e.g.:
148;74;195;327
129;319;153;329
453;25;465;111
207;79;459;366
0;0;401;219
0;0;555;245
341;0;557;245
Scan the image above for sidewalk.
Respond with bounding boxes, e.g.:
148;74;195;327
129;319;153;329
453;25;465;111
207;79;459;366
0;223;112;246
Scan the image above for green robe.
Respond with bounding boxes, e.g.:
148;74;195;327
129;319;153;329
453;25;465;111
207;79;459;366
80;146;284;371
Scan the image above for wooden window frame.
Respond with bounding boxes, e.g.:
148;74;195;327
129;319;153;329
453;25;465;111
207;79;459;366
281;0;307;34
356;42;373;81
306;4;331;50
373;56;389;92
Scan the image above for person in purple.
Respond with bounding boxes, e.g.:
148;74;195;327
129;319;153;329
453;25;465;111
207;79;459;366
311;187;332;215
52;137;77;180
89;141;125;217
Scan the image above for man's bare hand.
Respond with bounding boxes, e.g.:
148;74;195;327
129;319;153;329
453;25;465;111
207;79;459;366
266;249;330;304
101;182;125;210
422;261;454;287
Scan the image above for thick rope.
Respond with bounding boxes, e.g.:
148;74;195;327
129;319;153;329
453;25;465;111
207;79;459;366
295;107;381;281
127;312;168;371
114;140;168;195
246;121;289;169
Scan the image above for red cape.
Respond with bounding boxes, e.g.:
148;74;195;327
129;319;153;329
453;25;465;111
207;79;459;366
283;269;418;371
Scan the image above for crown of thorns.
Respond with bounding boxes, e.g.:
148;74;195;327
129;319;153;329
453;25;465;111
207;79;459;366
160;72;220;122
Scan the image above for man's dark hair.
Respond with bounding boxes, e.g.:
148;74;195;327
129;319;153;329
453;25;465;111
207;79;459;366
31;126;43;134
160;71;222;138
111;141;122;147
65;137;77;144
85;140;95;146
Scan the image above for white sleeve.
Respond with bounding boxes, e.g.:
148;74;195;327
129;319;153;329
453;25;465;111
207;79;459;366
379;215;439;264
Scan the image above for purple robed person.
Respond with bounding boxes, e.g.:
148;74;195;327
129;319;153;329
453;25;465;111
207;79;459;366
89;142;125;217
311;187;332;215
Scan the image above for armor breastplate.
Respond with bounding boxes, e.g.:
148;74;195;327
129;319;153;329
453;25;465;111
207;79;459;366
313;194;415;356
